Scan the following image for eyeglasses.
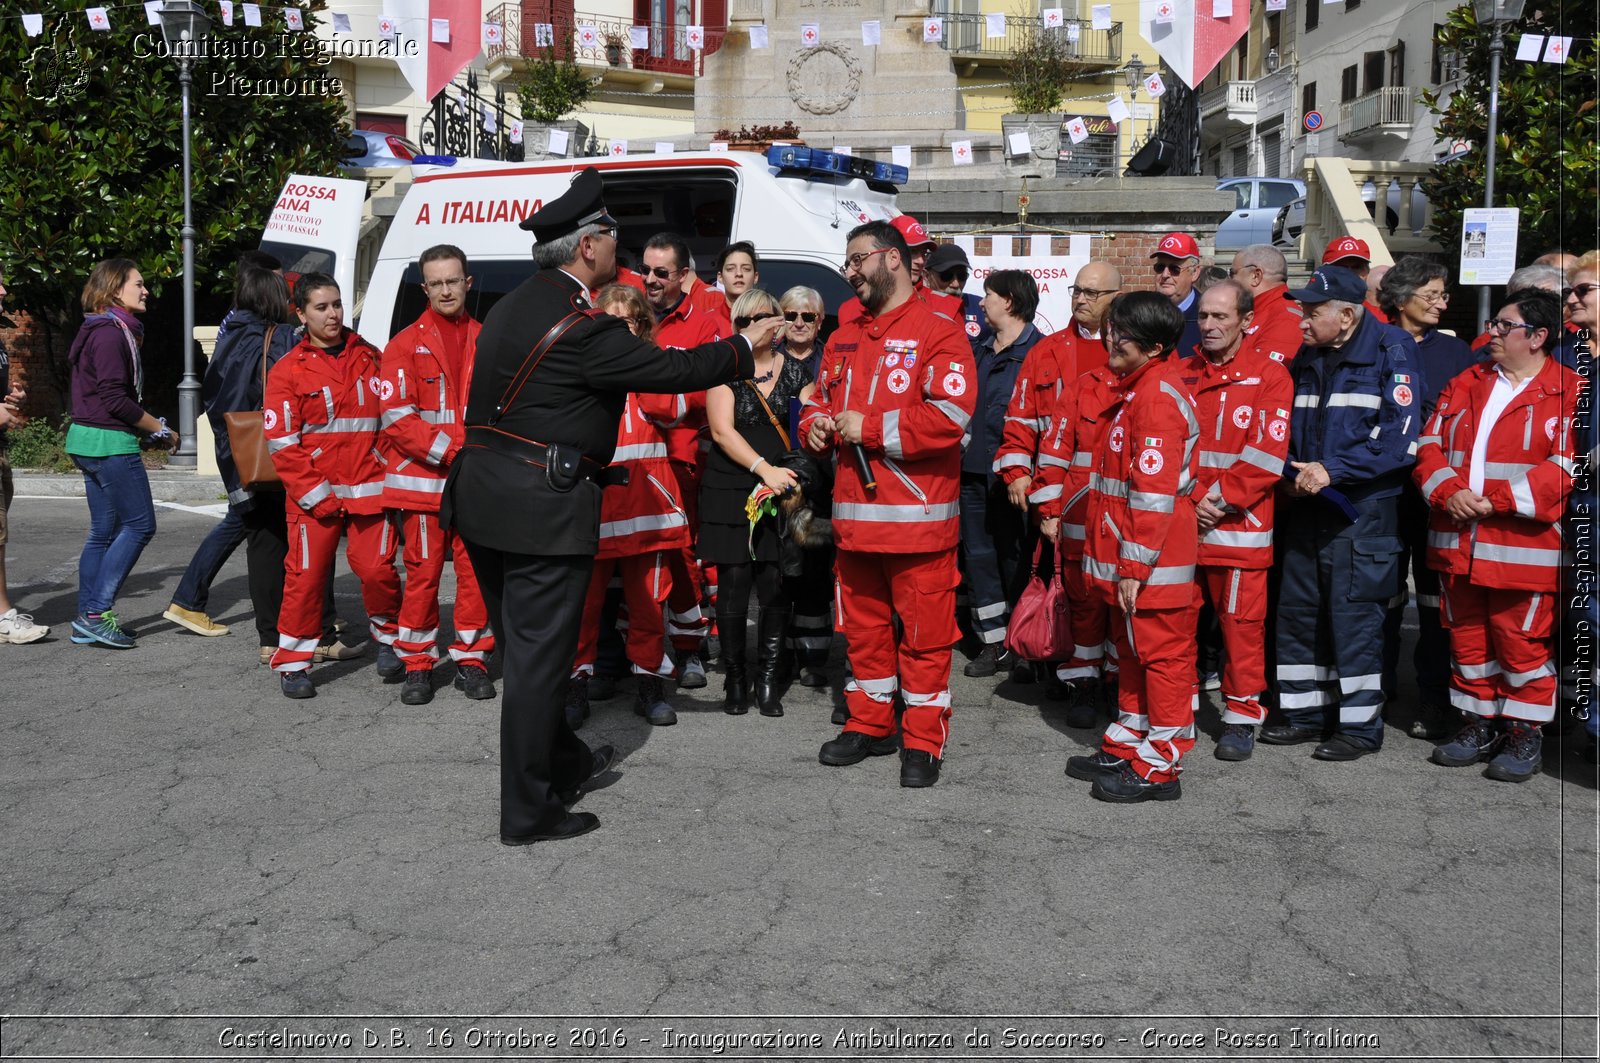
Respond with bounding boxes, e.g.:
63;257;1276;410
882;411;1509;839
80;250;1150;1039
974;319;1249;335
1153;262;1192;276
1227;264;1261;278
592;226;618;240
784;311;818;323
933;268;969;284
641;265;682;280
734;312;778;329
1485;317;1541;335
423;277;468;292
839;248;893;275
1411;289;1451;306
1568;282;1597;301
1071;285;1120;299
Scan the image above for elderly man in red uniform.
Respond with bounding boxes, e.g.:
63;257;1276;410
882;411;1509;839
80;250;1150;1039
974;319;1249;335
802;220;976;787
379;244;495;705
1228;244;1304;365
1066;291;1200;803
1178;280;1294;760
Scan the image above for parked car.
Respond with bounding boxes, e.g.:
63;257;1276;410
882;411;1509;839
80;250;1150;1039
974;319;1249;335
342;129;423;168
1272;195;1307;248
1215;176;1306;249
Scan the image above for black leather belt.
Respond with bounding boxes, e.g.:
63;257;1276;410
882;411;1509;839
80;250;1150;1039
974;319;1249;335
464;426;627;486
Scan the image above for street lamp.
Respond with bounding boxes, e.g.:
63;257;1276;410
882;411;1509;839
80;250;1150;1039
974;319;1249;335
1472;0;1526;324
1124;52;1146;94
158;0;211;468
1265;48;1281;75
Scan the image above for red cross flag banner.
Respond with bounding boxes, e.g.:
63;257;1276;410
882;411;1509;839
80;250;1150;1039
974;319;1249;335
1138;0;1249;88
951;140;973;166
609;139;629;157
1544;36;1572;64
576;22;598;46
482;21;503;48
686;24;705;50
284;7;304;31
1144;71;1166;97
1043;7;1063;28
801;23;820;46
86;6;110;30
923;18;942;43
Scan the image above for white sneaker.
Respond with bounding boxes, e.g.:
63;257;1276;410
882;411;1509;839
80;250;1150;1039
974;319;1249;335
678;653;707;689
0;608;49;645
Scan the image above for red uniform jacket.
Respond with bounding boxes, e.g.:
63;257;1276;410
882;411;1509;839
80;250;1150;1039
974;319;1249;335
1036;365;1122;560
655;295;729;465
1176;346;1294;568
1244;283;1304;365
378;308;481;513
1082;354;1201;608
994;326;1108;504
801;295;975;553
1414;357;1579;592
265;329;387;515
597;392;692;559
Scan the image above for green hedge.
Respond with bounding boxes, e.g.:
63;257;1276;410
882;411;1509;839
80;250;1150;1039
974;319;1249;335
6;416;72;472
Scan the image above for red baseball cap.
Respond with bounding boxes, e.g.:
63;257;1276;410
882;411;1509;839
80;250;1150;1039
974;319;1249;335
891;214;936;249
1151;232;1200;260
1322;236;1371;264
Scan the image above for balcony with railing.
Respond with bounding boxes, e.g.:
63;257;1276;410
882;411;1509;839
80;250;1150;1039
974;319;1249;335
485;2;721;81
1197;80;1258;129
1339;85;1414;141
936;15;1122;69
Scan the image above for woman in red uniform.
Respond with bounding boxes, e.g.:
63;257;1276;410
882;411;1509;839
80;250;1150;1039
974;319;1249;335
265;273;402;699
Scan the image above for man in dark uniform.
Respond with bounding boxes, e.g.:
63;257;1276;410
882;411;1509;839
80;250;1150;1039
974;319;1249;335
442;169;777;845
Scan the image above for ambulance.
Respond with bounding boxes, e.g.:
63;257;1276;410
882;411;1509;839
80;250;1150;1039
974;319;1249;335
259;147;910;347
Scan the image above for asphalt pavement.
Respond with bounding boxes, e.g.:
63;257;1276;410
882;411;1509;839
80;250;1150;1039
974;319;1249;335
0;473;1595;1062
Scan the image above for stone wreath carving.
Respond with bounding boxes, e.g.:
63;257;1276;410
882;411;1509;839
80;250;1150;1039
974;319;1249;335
787;43;862;115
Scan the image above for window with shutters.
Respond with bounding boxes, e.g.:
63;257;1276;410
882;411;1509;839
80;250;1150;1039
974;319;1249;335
1302;81;1317;116
1340;65;1358;102
1388;41;1406;86
1363;50;1386;93
1305;2;1318;32
1263;132;1282;178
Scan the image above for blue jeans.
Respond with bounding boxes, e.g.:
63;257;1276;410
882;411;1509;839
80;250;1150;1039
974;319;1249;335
72;453;157;616
171;507;246;612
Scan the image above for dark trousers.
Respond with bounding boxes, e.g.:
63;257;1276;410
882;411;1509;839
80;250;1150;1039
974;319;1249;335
465;541;601;837
1382;486;1450;706
958;473;1030;646
172;507;247;613
1275;496;1404;745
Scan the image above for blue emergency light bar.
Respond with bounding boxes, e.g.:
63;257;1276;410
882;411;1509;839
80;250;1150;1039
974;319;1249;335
412;154;457;166
767;144;908;186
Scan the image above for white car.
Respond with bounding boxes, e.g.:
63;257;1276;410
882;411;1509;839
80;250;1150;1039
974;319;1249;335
1216;177;1306;249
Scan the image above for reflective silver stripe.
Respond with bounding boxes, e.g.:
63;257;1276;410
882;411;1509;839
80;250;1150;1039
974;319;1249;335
1085;557;1118;581
993;453;1032;471
1005;415;1044;431
1522;592;1542;632
384;473;445;494
304;417;380;434
1160;380;1200;438
1278;664;1336;681
1146;563;1194;585
855;675;899;697
1417;593;1441;608
1029;484;1063;503
426;431;451;465
834;501;960;522
227;487;252;506
612;443;669;463
418;409;456;425
1548;454;1575;475
1509;476;1536;518
1338;672;1384;693
1061;523;1086;540
1238;446;1281;473
267;433;301;453
298;481;332;508
882;409;904;460
1428;530;1460;551
1407;441;1418;456
380;405;417;428
1418;434;1443;447
1474;542;1562;567
1202;528;1274;549
1037;452;1072;470
1327;392;1382;409
600;511;688;538
931;399;970;430
1278;689;1332;708
975;601;1008;620
331;482;386;499
1454;660;1502;680
1483;461;1536;479
1501;661;1555;687
1294;394;1319;408
1089;473;1128;498
1120;541;1160;565
1421;468;1455;497
1129;490;1175;513
1449;690;1499;717
1073;450;1093;467
1199;450;1236;469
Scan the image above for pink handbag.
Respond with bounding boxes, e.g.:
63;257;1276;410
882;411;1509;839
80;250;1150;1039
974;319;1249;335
1005;539;1073;663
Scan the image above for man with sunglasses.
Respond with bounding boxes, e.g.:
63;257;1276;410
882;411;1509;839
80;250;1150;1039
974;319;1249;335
1151;232;1204;360
1229;244;1304;366
926;243;991;347
640;232;730;686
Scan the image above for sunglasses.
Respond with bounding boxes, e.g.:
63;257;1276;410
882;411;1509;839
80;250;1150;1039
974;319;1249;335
933;268;969;283
641;265;681;280
784;311;818;323
1568;282;1597;301
1153;262;1191;276
1485;317;1541;335
734;312;778;329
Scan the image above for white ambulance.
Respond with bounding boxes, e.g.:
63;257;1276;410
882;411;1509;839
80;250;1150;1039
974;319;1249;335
260;148;909;347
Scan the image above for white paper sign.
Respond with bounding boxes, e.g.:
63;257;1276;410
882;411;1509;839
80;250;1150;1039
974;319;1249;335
709;141;729;152
686;24;704;49
1091;4;1111;30
801;23;820;46
1212;0;1233;17
860;20;880;46
1007;131;1032;156
608;139;628;157
481;104;496;133
241;3;261;28
1459;207;1519;285
1065;118;1090;144
748;24;768;48
951;140;974;166
378;15;396;38
534;23;554;46
576;23;598;47
332;12;351;33
892;144;913;168
965;235;1092;334
655;141;676;154
1515;34;1544;61
1145;72;1166;97
144;2;163;27
834;145;852;156
547;128;570;156
86;7;111;30
1066;22;1080;42
1545;36;1572;63
985;12;1005;37
509;119;523;144
21;12;42;35
1155;2;1175;24
1267;0;1286;9
483;22;503;47
1106;95;1130;124
628;25;648;49
284;6;303;30
430;17;450;43
923;18;942;43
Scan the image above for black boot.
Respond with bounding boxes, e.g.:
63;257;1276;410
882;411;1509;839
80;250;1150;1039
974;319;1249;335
755;606;793;717
720;612;749;715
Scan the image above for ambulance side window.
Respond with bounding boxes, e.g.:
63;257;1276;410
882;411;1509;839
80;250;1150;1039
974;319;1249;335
750;259;858;343
389;258;539;339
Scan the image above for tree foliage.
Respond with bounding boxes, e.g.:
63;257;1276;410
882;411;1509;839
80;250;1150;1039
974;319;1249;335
0;0;349;414
516;45;594;125
1422;2;1598;263
1005;23;1092;116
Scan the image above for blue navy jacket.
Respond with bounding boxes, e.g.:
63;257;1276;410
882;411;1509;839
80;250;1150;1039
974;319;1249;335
962;322;1041;476
1287;310;1422;501
1412;328;1483;417
957;292;992;349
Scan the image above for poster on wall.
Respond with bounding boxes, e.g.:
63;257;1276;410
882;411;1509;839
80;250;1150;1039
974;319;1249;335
1458;207;1519;287
956;234;1093;334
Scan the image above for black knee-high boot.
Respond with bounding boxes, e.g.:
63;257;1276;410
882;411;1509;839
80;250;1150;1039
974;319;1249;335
721;611;749;714
755;605;793;717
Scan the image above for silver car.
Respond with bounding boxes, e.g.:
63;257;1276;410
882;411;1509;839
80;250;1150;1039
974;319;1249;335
1215;177;1306;249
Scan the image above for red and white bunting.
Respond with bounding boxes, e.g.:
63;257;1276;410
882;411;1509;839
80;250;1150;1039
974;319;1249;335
218;1;233;25
951;140;973;166
144;2;164;27
922;18;942;43
686;24;704;50
86;6;111;30
284;6;303;30
482;21;503;47
801;23;819;46
1144;72;1166;97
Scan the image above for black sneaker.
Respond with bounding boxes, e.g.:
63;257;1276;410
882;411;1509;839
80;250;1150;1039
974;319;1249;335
1091;761;1182;803
375;644;405;680
453;663;496;700
1431;717;1499;767
1214;723;1256;761
818;730;899;766
1065;749;1124;781
566;675;591;730
634;676;678;726
1485;723;1542;782
963;643;1014;678
279;671;315;699
900;749;941;787
401;669;434;705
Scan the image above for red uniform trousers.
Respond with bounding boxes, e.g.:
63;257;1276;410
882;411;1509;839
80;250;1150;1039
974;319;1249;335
665;459;711;653
1439;574;1559;724
1056;563;1117;682
392;511;493;672
836;548;960;759
272;510;402;673
1101;593;1200;783
574;551;673;678
1199;564;1269;724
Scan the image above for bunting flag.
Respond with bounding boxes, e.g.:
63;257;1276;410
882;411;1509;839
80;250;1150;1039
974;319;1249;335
482;21;502;47
1144;70;1166;97
1266;0;1286;9
1544;36;1572;63
985;12;1004;37
547;127;569;155
508;118;523;144
143;2;163;26
951;140;973;166
860;19;879;45
1138;0;1249;88
1043;8;1063;28
480;102;496;132
22;11;42;34
242;2;260;26
747;24;767;48
533;22;553;46
283;6;302;30
628;24;648;49
576;22;598;46
608;138;628;157
1106;95;1130;123
86;7;111;29
331;12;351;32
1065;117;1090;143
801;23;819;46
922;17;941;43
686;24;703;49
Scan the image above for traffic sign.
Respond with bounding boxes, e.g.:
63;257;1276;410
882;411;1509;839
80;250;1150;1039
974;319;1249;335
1304;110;1323;132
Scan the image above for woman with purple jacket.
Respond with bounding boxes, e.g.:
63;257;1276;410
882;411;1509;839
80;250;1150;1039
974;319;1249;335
63;259;177;648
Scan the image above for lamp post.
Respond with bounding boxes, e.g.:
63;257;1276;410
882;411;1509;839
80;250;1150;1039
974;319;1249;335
158;0;211;468
1124;53;1147;149
1472;0;1526;325
1265;48;1281;75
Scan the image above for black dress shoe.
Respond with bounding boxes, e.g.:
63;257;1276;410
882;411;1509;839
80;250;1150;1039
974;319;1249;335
401;669;435;705
1259;722;1324;745
1090;761;1182;803
557;744;617;804
818;730;899;766
1312;734;1381;761
500;812;600;845
1065;749;1124;781
900;749;941;787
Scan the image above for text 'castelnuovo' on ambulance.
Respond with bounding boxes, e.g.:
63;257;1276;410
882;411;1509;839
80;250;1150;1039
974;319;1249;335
259;146;912;348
